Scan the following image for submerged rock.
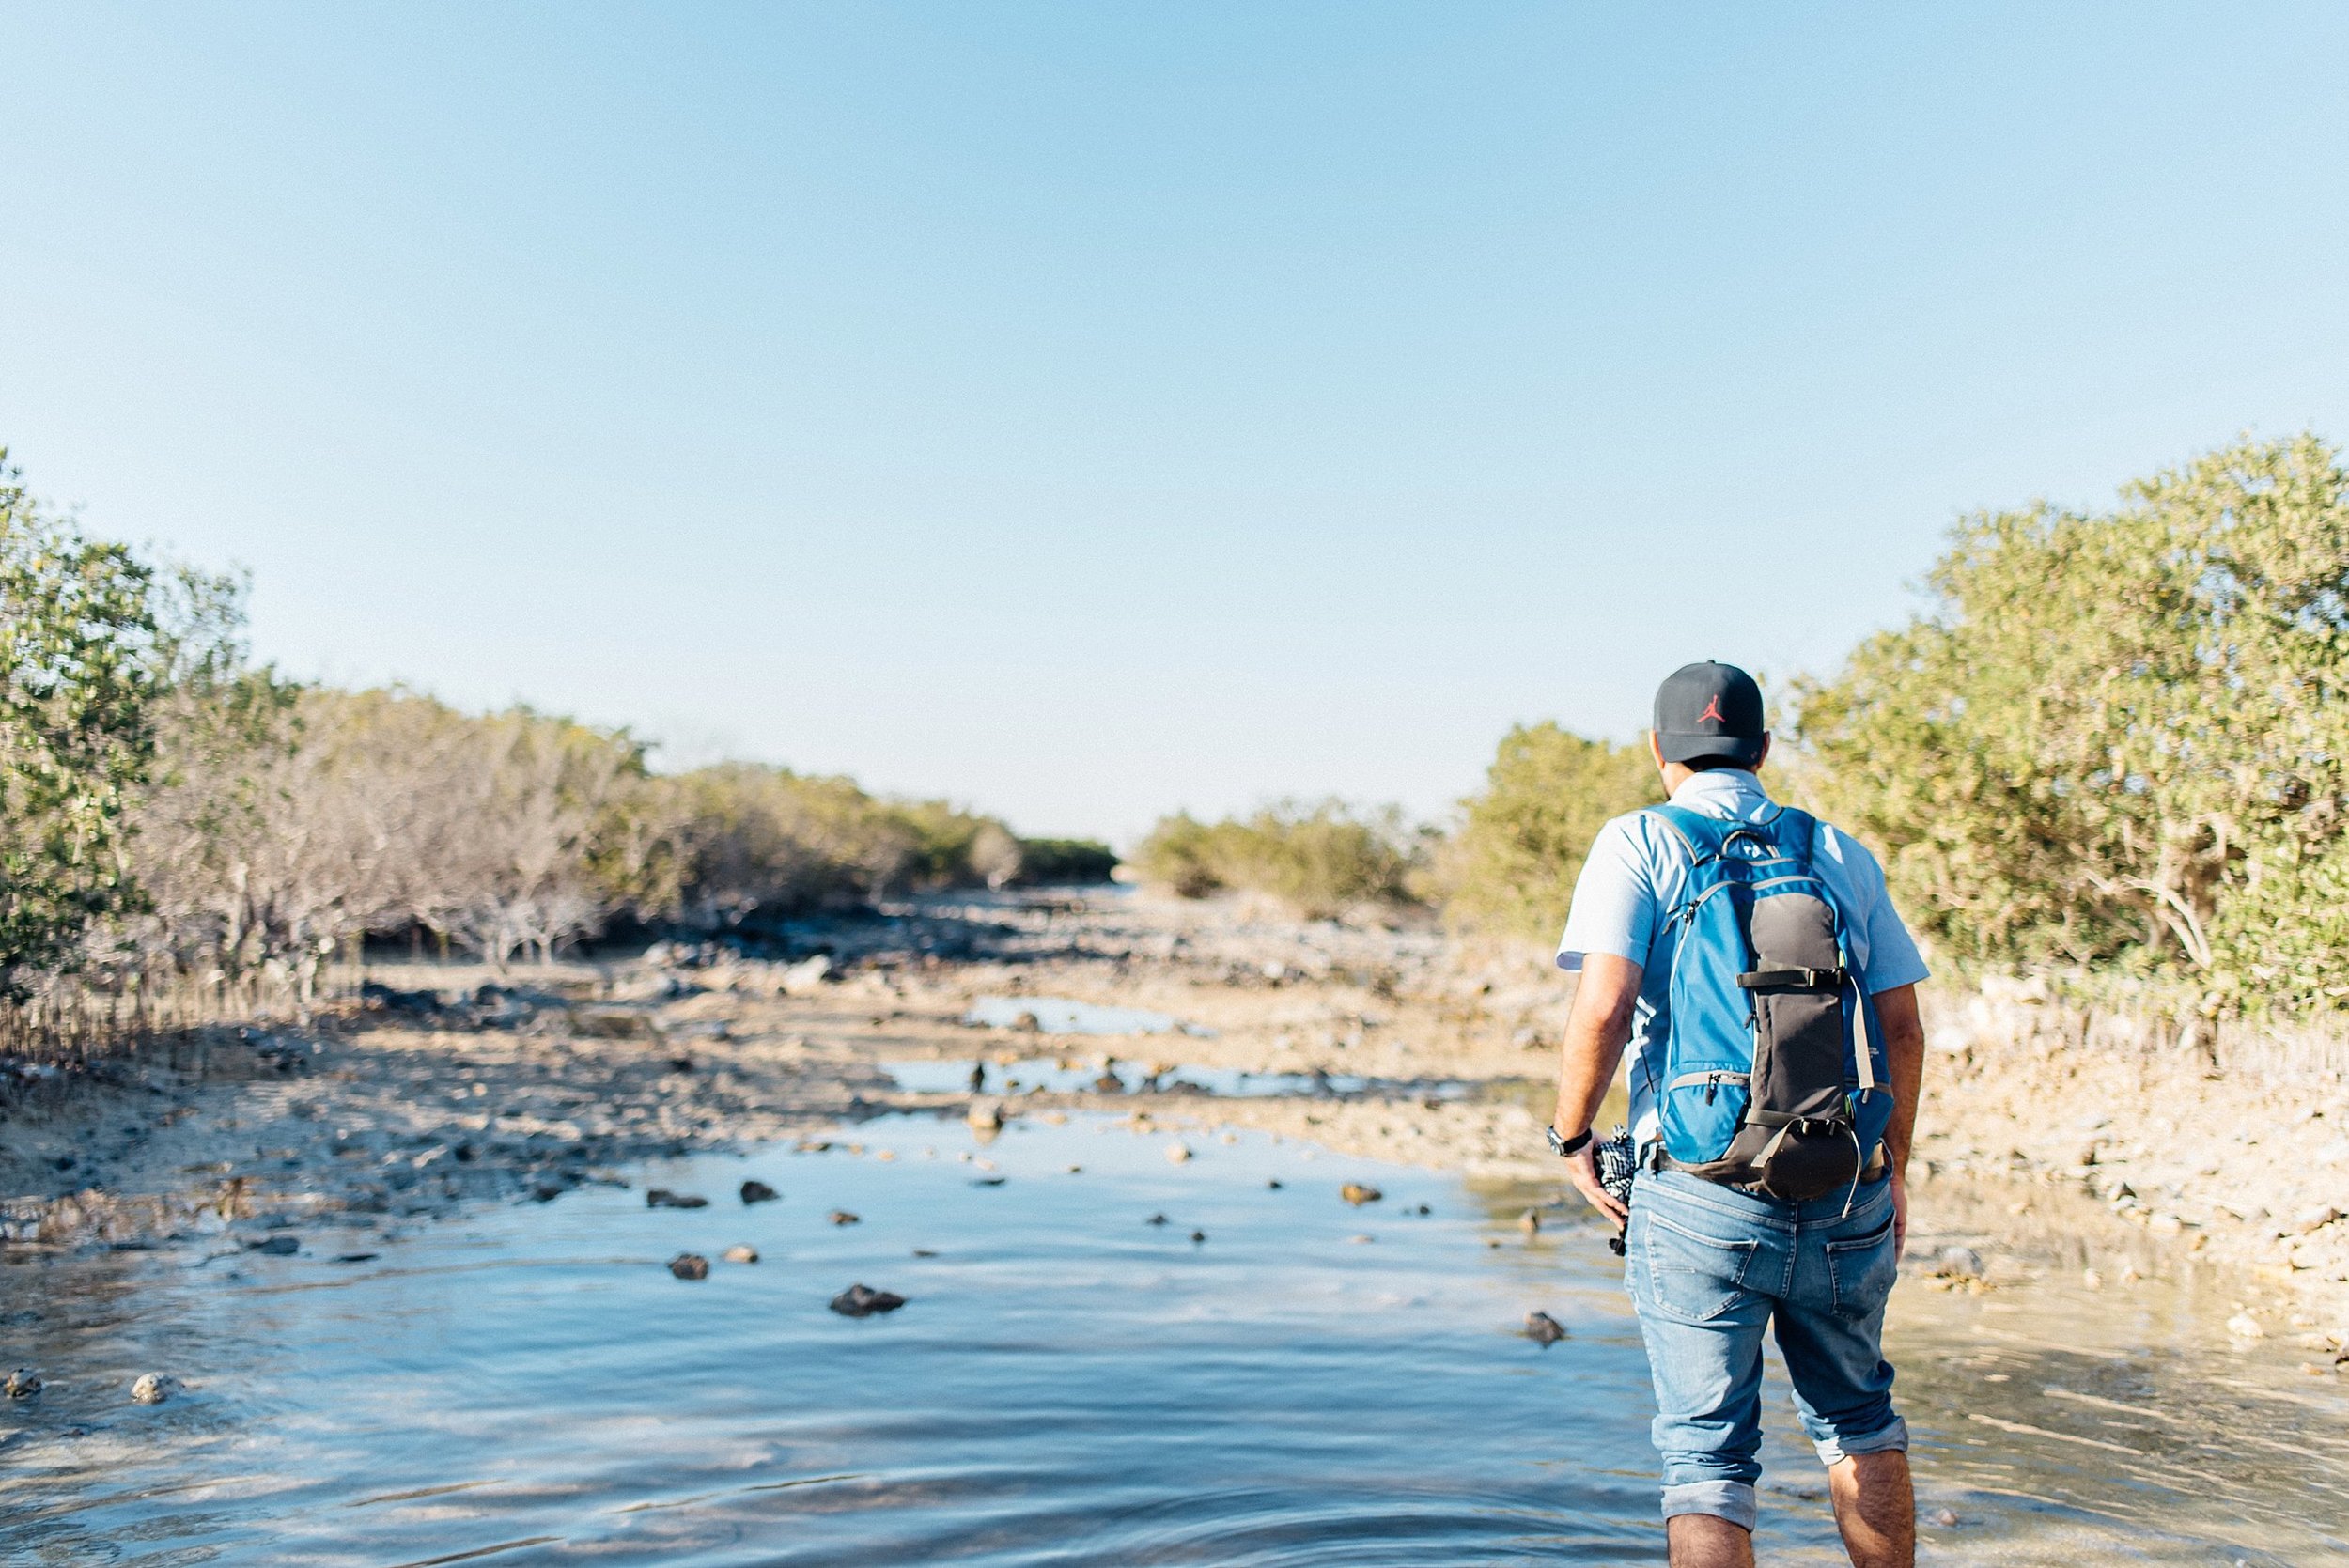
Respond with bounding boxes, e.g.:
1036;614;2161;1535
669;1252;710;1281
646;1189;709;1210
828;1210;861;1226
130;1374;181;1405
1340;1183;1382;1206
1145;1213;1170;1226
1190;1230;1206;1244
739;1180;781;1204
1525;1312;1566;1346
243;1234;300;1256
829;1283;907;1317
722;1245;759;1264
3;1369;39;1399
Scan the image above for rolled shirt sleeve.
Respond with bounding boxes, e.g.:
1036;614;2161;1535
1555;815;1658;972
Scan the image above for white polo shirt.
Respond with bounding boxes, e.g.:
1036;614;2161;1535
1555;768;1928;1145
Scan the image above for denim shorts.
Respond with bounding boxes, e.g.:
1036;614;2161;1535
1624;1166;1908;1530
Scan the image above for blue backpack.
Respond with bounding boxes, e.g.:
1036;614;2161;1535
1643;804;1894;1200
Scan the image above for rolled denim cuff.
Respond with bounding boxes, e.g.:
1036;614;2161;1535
1660;1479;1757;1531
1813;1415;1909;1467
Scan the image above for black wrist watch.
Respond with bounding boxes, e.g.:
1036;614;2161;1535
1546;1124;1592;1158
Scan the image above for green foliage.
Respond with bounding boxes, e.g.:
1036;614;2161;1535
1133;800;1422;919
1440;723;1662;938
0;454;173;986
1012;836;1119;885
1793;432;2349;1016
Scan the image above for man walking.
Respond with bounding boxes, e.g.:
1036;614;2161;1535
1548;661;1928;1567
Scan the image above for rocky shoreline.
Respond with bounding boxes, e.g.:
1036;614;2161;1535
2;887;2342;1370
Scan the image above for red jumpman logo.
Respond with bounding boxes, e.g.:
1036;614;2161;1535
1699;695;1725;723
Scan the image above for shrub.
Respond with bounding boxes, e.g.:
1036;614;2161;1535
1439;723;1662;939
1133;800;1422;919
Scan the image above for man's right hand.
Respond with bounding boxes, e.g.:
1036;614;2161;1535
1559;1129;1627;1226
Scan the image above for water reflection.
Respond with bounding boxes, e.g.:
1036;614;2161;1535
0;1114;2341;1565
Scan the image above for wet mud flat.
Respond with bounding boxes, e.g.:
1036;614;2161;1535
3;1110;2346;1567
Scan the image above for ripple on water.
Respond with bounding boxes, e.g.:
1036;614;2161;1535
0;1112;2341;1566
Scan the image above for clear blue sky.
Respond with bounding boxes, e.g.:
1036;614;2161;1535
6;4;2346;842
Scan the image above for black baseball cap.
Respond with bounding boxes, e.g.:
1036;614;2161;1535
1653;660;1766;767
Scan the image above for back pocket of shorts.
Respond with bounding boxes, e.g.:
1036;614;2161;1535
1825;1211;1897;1321
1640;1211;1761;1324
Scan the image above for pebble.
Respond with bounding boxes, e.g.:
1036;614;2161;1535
1340;1184;1382;1206
829;1283;907;1317
4;1369;39;1399
1935;1246;1984;1281
1519;1209;1542;1234
828;1210;861;1226
130;1374;180;1405
740;1180;780;1204
669;1252;710;1280
722;1245;759;1264
1145;1213;1170;1226
1166;1142;1192;1164
1266;1179;1283;1190
1934;1508;1960;1528
646;1189;708;1210
2226;1312;2264;1339
1525;1312;1566;1346
1190;1230;1207;1244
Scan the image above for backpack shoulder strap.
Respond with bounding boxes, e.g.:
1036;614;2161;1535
1643;803;1732;862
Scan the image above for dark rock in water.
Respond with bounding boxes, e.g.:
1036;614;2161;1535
971;1175;1007;1188
243;1234;300;1256
829;1283;907;1317
969;1063;987;1092
3;1369;39;1399
911;1248;939;1257
361;980;442;1015
1145;1213;1170;1226
1092;1072;1123;1093
1190;1230;1206;1244
1525;1312;1567;1346
646;1189;710;1209
1266;1179;1284;1190
740;1180;781;1204
1416;1204;1431;1216
722;1245;759;1264
668;1252;710;1280
1340;1183;1382;1206
666;1057;697;1074
828;1210;861;1226
332;1252;380;1265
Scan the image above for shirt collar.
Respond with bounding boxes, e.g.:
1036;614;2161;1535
1669;768;1773;814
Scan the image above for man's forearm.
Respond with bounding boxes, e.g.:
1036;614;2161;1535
1551;954;1641;1136
1874;983;1925;1172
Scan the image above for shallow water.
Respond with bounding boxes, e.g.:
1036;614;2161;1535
960;996;1219;1038
889;1055;1489;1102
0;1113;2343;1565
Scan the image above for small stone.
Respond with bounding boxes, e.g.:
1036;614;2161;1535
646;1189;709;1210
1190;1230;1206;1244
968;1098;1004;1133
669;1252;710;1280
332;1252;380;1265
3;1369;39;1398
1519;1209;1542;1234
911;1248;938;1257
1267;1179;1283;1190
2226;1312;2264;1339
130;1374;180;1405
829;1283;907;1317
1348;1234;1375;1244
2295;1204;2341;1234
1935;1246;1984;1281
739;1180;780;1204
828;1210;860;1226
2149;1212;2184;1236
1165;1142;1192;1164
1525;1311;1565;1346
1145;1213;1170;1226
1340;1183;1382;1206
243;1234;300;1256
971;1175;1007;1188
2083;1269;2104;1290
722;1245;759;1264
1933;1508;1959;1528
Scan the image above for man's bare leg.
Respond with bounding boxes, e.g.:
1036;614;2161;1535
1667;1514;1753;1568
1826;1450;1915;1567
